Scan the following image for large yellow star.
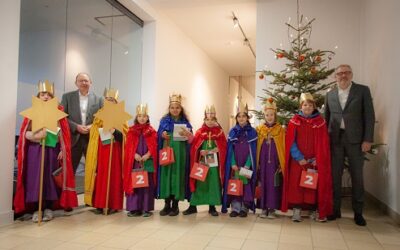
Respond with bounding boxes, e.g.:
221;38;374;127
94;100;133;133
20;96;68;133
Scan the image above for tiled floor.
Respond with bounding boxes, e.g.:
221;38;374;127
0;196;399;250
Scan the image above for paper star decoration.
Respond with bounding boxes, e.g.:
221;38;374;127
20;96;68;133
94;100;133;133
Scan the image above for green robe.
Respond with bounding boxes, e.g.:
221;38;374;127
159;132;188;200
190;140;222;205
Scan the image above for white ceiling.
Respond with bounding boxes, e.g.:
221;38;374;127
146;0;257;76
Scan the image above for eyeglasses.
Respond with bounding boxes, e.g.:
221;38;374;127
335;71;352;76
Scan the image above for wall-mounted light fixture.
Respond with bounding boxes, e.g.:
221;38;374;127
232;11;255;58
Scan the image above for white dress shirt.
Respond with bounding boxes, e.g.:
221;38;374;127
338;83;352;129
79;92;89;125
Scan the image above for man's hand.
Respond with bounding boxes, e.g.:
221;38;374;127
77;125;90;134
361;141;372;152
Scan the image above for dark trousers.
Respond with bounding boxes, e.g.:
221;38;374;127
331;130;365;214
71;135;89;174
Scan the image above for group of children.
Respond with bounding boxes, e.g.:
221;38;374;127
14;82;333;223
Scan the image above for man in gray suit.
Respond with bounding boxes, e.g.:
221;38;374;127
325;64;375;226
61;73;103;173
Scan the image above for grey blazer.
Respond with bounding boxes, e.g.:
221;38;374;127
61;90;103;146
325;82;375;144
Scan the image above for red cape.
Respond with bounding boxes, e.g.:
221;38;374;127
124;124;158;194
189;124;227;192
281;114;333;218
14;105;78;213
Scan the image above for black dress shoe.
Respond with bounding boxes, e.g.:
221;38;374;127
327;210;342;221
239;211;248;217
183;205;197;215
160;199;171;216
229;211;239;217
208;206;219;216
354;213;367;226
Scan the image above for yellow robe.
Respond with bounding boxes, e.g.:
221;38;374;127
256;123;286;175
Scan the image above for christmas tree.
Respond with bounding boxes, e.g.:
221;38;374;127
256;6;336;124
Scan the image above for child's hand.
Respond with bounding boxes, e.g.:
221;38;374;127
34;128;47;140
162;131;170;140
210;148;219;153
57;151;63;160
231;165;239;171
178;127;191;137
298;159;307;166
142;152;150;162
200;150;208;156
134;153;142;162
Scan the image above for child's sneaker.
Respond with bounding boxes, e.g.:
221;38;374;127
32;211;39;223
267;209;277;219
43;209;53;222
259;209;268;219
292;208;302;222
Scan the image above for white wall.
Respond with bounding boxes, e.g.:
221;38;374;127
360;0;400;217
0;0;20;226
129;0;230;132
256;0;362;124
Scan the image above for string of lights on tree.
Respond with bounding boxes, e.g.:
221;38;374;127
255;0;337;124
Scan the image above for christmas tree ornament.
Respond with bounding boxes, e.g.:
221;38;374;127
259;73;265;80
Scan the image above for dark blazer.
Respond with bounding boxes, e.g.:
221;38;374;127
61;90;103;146
325;82;375;144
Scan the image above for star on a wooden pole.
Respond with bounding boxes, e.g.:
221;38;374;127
94;100;133;133
20;96;67;132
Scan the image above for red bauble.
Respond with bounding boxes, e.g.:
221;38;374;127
277;53;284;59
259;73;265;80
299;55;305;62
315;56;322;62
311;66;317;74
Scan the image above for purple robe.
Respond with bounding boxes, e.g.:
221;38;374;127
126;134;155;212
259;138;281;209
228;133;254;206
25;141;60;203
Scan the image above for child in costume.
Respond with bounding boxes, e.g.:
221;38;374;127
157;94;193;216
14;81;78;222
84;88;124;214
124;104;158;217
281;93;333;222
256;98;285;219
183;105;226;216
222;103;257;217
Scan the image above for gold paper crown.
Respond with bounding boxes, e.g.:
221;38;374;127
205;105;216;114
237;102;249;114
104;88;119;100
37;80;54;95
136;103;148;115
300;92;315;103
264;98;277;111
169;94;182;105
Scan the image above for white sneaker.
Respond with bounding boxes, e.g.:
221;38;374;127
316;217;327;222
309;210;317;220
259;209;268;219
292;208;302;222
267;209;277;219
32;211;39;223
43;209;53;222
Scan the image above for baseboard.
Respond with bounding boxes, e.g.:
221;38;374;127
365;191;400;225
0;210;14;226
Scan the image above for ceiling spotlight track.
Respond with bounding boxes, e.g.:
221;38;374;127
232;11;255;58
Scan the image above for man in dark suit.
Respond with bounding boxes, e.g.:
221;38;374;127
61;73;103;173
325;64;375;226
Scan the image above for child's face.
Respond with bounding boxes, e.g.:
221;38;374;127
236;112;248;127
204;117;217;127
38;92;52;101
105;97;117;104
169;103;182;117
301;101;315;116
137;114;148;125
264;109;276;124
